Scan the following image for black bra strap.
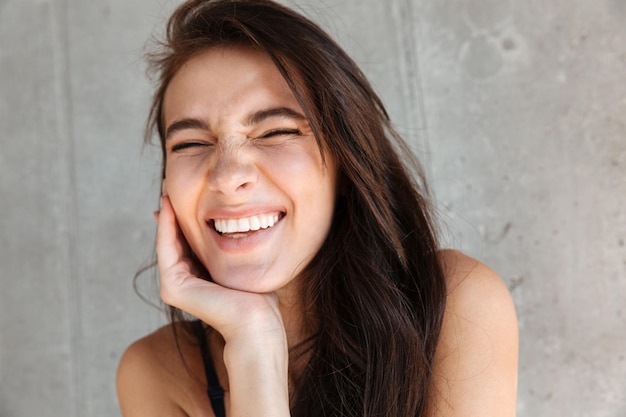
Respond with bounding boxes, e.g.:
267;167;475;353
192;320;226;417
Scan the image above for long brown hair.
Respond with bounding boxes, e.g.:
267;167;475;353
144;1;446;415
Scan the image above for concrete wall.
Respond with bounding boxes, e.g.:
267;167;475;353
1;0;624;415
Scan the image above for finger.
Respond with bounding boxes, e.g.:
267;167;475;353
156;195;190;272
156;195;201;308
153;210;160;223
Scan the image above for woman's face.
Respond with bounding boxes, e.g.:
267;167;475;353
161;47;337;294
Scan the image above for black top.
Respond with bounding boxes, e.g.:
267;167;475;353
192;320;226;417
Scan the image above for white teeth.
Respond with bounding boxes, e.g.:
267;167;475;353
249;216;260;231
213;213;281;234
259;215;269;229
226;219;238;233
237;217;250;231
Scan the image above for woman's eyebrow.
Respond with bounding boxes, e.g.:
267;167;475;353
245;107;307;126
165;118;210;140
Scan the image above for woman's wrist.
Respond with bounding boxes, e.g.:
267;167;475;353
223;335;291;417
222;327;288;371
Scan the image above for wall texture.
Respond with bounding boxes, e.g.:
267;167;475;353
1;0;624;416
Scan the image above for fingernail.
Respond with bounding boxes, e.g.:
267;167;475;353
153;211;160;223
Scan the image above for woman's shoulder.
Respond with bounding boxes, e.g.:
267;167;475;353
429;249;518;416
116;321;213;416
438;249;515;308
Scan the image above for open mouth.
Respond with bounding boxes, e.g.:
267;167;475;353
210;212;285;238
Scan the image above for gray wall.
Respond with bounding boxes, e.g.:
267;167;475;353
1;0;624;415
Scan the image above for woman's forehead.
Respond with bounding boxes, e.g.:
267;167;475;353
162;47;305;126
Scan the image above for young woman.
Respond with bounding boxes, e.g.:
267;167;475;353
117;1;518;416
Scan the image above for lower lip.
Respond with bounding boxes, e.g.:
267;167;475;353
209;218;283;253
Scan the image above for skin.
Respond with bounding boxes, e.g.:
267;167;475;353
117;47;519;417
160;47;337;298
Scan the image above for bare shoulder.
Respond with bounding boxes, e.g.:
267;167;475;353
439;249;517;320
116;322;212;417
428;250;519;417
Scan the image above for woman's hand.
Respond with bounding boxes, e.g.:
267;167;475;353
156;196;291;416
156;196;286;346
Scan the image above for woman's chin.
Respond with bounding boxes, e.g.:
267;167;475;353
209;269;283;294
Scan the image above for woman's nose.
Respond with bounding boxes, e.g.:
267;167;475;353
207;144;258;195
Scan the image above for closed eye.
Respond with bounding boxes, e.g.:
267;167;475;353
170;141;211;152
258;128;302;139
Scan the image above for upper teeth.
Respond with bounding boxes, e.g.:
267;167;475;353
214;213;281;234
